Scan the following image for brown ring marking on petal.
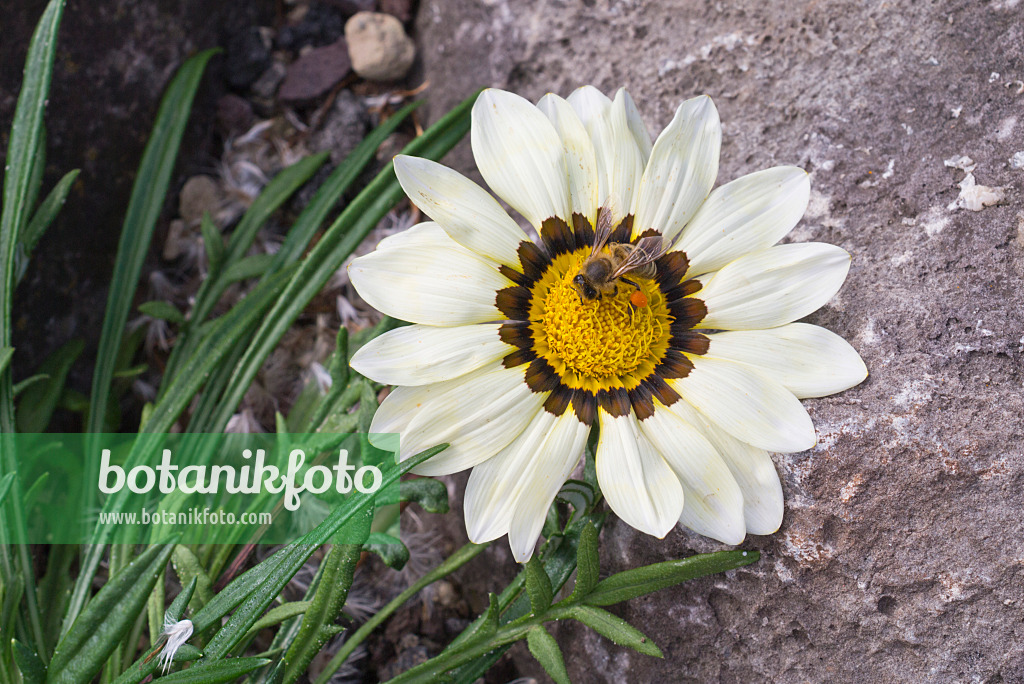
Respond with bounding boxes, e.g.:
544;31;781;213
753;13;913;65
525;357;561;393
596;386;630;417
495;285;532;321
644;375;681;407
502;348;535;369
656;251;690;289
543;384;573;416
571;389;598;426
517;241;549;285
499;264;529;286
499;321;534;349
540;216;577;256
572;213;594;247
626;384;655;420
669;329;710;355
667;297;707;329
610;215;634;244
657;349;695;379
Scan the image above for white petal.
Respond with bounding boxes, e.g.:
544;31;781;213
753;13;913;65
596;411;683;538
679;166;810;276
704;323;868;398
633;95;721;241
464;412;559;544
393;155;528;267
639;408;745;545
566;87;644;224
471;89;571;227
619;89;652;165
508;410;589;562
348;223;512;326
537;93;600;224
696;243;851;330
350;323;509;386
369;363;545;475
666;400;782;536
670;355;816;453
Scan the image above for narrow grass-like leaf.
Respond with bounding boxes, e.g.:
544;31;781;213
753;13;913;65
0;0;66;657
201;91;476;436
241;602;311;643
220;253;275;282
13;640;45;684
0;347;12;376
171;547;214;612
585;550;758;607
85;47;218;435
199;213;223;273
48;543;176;684
153;657;270;684
0;473;14;506
570;522;599;601
16;337;83;433
282;536;365;683
526;627;569;684
565;605;662;658
138;300;185;325
525;558;553;615
191;445;444;662
18;169;79;261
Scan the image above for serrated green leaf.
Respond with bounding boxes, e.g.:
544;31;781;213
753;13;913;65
48;543;177;684
570;521;599;601
138;300;185;324
365;532;410;571
16;338;83;432
526;627;570;684
200;212;223;272
398;477;449;514
566;605;661;658
13;639;46;684
585;550;759;607
525;557;553;615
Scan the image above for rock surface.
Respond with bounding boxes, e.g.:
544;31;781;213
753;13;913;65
346;11;416;81
414;1;1024;682
278;38;352;102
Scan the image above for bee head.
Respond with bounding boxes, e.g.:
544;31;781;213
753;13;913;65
572;274;599;302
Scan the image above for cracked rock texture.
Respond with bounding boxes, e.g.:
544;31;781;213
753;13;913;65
416;1;1024;682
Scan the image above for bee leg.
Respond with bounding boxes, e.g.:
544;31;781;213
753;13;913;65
620;277;641;291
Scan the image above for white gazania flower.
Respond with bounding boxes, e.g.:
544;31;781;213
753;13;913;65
349;87;867;562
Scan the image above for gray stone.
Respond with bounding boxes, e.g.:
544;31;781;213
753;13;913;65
178;176;222;227
251;59;287;99
345;11;416;81
415;1;1024;682
309;90;370;165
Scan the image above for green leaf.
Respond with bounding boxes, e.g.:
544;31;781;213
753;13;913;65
524;557;553;615
13;639;46;684
18;168;80;267
85;47;219;436
566;605;662;658
526;627;570;684
0;472;15;506
199;212;223;272
570;521;599;601
13;373;48;396
48;543;177;684
16;338;84;432
399;477;449;514
242;601;311;642
555;480;597;522
171;545;214;611
365;532;410;571
189;445;444;660
138;300;185;325
157;657;271;684
0;346;13;375
585;550;759;607
221;253;275;283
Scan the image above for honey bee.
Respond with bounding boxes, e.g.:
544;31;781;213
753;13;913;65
572;208;672;306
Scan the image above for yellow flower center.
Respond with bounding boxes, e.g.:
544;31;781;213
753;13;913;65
528;250;672;391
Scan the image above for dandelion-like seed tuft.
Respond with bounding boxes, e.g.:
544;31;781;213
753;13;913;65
156;617;193;674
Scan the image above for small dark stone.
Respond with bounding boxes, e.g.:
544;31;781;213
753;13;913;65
379;0;413;23
216;94;254;134
225;26;272;89
276;3;345;52
324;0;378;16
278;39;352;103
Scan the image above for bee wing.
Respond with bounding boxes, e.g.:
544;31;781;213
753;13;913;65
590;206;615;256
610;234;671;278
